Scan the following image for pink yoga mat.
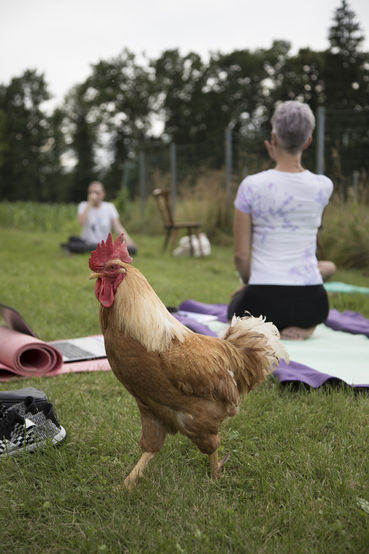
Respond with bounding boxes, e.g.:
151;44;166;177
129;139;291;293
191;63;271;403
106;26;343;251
0;326;63;377
0;304;112;381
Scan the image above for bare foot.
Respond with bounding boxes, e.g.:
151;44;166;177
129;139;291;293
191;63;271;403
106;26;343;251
280;326;315;341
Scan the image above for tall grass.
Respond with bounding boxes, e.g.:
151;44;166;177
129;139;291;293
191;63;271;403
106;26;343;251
0;201;80;234
177;171;234;240
321;197;369;269
114;169;235;241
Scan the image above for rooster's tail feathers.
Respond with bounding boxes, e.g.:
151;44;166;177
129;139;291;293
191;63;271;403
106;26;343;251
222;314;289;395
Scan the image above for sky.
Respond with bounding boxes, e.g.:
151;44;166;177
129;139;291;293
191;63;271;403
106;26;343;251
1;0;369;107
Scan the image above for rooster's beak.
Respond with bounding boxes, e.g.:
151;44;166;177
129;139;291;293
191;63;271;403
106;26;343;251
89;272;103;280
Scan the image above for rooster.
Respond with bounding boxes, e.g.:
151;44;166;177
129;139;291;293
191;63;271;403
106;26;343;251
88;233;289;490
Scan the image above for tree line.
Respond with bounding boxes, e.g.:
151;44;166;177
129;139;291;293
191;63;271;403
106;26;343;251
0;0;368;202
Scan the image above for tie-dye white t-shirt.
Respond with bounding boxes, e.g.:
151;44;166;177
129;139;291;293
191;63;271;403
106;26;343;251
234;169;333;285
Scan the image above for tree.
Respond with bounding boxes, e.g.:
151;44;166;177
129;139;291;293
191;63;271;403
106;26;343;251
63;83;97;202
42;107;69;202
325;0;368;108
154;46;278;172
0;109;7;169
270;48;325;110
328;0;364;59
86;49;155;196
321;1;369;179
0;70;55;201
153;49;208;144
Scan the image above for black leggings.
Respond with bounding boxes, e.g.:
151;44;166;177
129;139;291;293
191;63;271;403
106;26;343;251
227;284;329;331
64;236;137;256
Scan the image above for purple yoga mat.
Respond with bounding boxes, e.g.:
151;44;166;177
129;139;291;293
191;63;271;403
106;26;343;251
325;309;369;337
178;299;229;323
173;314;218;337
175;300;369;388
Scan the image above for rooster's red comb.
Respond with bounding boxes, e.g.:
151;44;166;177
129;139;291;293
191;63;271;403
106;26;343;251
88;233;132;271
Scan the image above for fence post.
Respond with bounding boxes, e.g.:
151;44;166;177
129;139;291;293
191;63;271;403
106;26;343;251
316;106;326;174
139;151;146;219
353;170;359;201
225;124;233;212
170;143;177;213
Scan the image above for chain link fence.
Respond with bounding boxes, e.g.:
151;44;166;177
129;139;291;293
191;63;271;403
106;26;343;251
120;107;369;216
323;107;369;199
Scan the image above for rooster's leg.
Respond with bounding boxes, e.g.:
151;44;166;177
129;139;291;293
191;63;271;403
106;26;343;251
208;450;231;479
124;404;167;491
124;452;155;491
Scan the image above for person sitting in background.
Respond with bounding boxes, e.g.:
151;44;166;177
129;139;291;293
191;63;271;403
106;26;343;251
62;181;137;255
227;100;336;340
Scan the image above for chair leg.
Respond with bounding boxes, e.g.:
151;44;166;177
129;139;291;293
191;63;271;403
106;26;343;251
171;229;178;253
163;230;171;251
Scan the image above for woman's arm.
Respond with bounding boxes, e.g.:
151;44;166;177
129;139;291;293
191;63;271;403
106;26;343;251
78;204;91;226
78;191;98;226
112;218;136;248
233;209;252;285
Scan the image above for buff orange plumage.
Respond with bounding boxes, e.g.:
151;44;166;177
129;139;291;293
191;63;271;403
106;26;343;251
89;234;289;490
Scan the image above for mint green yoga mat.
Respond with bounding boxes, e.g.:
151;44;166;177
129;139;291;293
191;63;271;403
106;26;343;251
281;324;369;386
324;282;369;294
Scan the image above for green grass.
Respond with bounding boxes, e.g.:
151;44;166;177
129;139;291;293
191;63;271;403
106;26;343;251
0;227;369;553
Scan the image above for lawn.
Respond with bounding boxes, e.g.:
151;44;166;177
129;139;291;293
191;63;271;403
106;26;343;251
0;228;368;553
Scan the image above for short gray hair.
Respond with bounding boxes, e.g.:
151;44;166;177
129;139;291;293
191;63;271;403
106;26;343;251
271;101;315;154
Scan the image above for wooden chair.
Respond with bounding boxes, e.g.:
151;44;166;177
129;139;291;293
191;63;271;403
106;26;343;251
152;188;203;256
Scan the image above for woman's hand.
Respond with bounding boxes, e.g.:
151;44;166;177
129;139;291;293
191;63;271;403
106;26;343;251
88;191;99;206
230;284;246;297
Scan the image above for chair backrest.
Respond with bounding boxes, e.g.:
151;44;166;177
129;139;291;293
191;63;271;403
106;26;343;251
152;188;174;226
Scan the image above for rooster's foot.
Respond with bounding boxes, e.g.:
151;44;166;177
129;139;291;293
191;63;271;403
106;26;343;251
124;452;155;491
209;450;231;479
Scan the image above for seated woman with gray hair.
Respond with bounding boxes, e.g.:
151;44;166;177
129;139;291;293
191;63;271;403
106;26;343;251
228;100;336;340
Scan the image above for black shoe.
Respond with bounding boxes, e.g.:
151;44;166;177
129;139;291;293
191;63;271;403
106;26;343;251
0;408;37;457
9;397;66;447
1;398;66;457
